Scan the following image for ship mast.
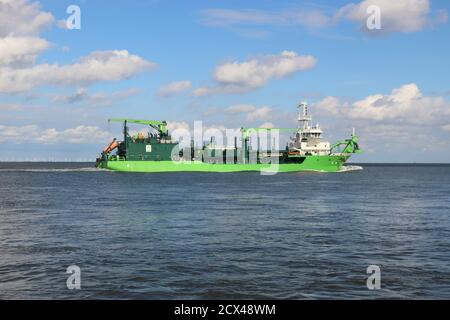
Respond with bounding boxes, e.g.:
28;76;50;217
298;101;311;130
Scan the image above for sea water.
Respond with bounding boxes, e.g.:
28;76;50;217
0;162;449;299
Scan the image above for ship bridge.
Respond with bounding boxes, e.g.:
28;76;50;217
290;102;330;155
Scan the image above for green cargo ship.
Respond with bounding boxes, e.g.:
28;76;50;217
95;102;361;173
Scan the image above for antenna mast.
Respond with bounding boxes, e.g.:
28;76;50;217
298;101;311;130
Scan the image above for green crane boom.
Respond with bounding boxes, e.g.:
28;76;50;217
108;118;168;137
330;133;362;154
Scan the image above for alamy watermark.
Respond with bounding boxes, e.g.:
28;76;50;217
66;5;81;30
366;265;381;290
366;5;381;30
66;265;81;290
166;121;280;175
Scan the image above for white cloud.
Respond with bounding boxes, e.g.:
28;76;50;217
314;96;343;116
314;83;450;126
336;0;436;34
246;106;272;121
259;122;275;128
225;104;257;114
0;36;50;67
194;51;316;96
0;1;155;94
0;123;109;144
56;19;69;30
38;125;109;144
0;124;40;143
202;0;447;35
0;0;54;37
0;50;155;93
214;51;315;87
310;84;450;161
167;121;190;132
157;80;192;97
349;83;450;123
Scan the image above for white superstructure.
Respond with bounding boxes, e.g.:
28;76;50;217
289;102;331;155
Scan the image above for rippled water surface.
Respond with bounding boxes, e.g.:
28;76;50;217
1;162;450;299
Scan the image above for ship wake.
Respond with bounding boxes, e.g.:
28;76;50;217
338;165;363;172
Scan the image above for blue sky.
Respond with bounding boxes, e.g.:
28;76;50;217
0;0;449;162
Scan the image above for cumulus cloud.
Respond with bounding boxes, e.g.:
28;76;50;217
0;124;109;144
0;0;155;94
214;51;315;87
349;83;423;121
157;80;192;97
314;83;450;126
308;84;450;160
0;0;54;37
194;51;316;96
335;0;441;34
313;96;344;116
246;106;272;121
202;0;447;35
0;50;155;93
0;36;50;67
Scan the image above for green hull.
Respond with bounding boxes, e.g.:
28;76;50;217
97;155;349;173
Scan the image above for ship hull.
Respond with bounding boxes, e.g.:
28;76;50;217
97;155;349;173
